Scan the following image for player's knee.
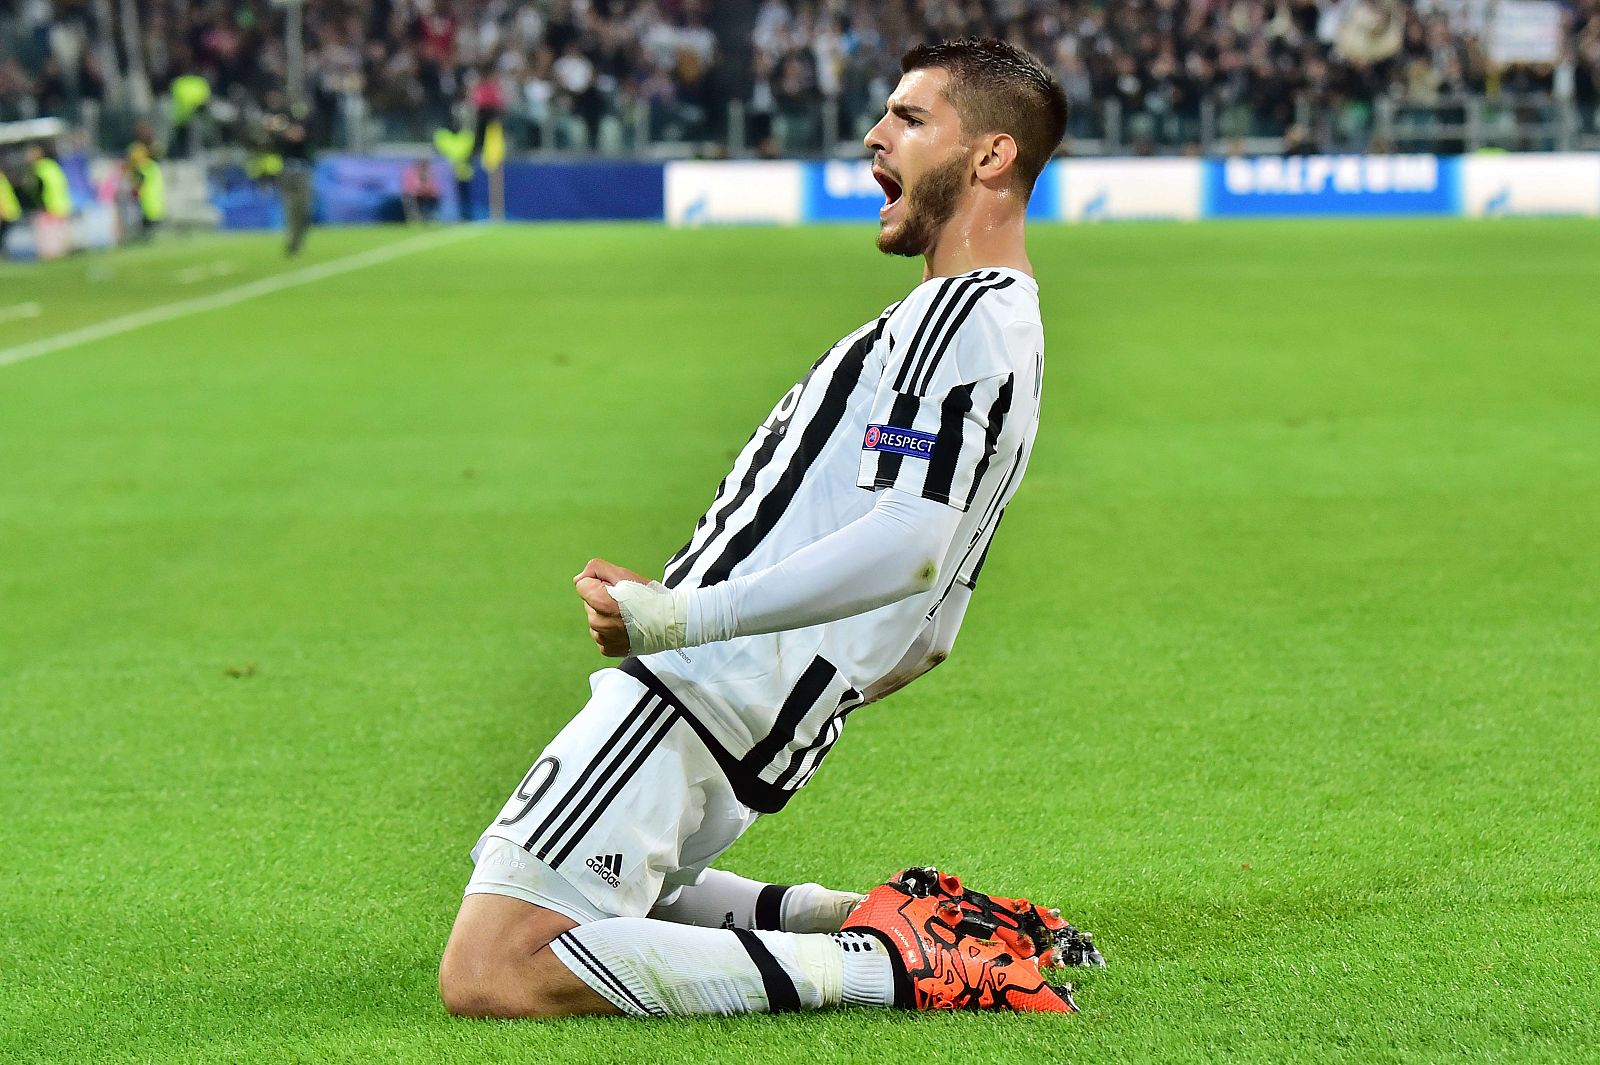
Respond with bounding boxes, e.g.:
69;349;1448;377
438;967;493;1017
439;940;493;1017
441;893;581;1018
438;940;578;1020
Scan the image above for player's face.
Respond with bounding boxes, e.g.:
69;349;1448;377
864;68;970;258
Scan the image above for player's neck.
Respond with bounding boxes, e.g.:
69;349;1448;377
922;201;1032;281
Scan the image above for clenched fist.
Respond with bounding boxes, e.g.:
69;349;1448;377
573;558;650;657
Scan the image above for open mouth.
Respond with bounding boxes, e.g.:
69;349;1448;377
873;167;903;214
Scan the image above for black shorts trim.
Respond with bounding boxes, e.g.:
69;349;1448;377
618;657;801;814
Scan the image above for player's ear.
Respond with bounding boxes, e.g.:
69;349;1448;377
973;133;1017;187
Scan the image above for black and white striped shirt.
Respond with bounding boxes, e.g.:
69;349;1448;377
623;267;1045;812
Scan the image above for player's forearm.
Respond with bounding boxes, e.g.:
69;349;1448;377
684;490;962;645
609;489;961;654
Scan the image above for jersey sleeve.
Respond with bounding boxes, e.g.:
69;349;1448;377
856;277;1020;511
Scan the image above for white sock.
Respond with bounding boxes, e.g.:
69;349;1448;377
549;917;903;1017
784;881;867;933
830;930;899;1007
648;868;865;933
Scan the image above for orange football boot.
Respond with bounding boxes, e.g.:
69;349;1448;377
894;866;1106;970
841;872;1078;1013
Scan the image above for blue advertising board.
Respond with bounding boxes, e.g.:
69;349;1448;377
802;159;1059;222
213;157;464;229
1204;154;1460;217
60;153;94;207
477;161;664;222
214;158;662;228
315;155;463;224
207;151;1598;231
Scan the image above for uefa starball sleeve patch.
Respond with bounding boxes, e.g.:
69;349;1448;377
863;424;938;459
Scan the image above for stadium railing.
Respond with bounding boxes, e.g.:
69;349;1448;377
44;87;1600;163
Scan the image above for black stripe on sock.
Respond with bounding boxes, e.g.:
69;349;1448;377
555;934;638;1012
754;883;791;931
731;928;803;1013
557;933;663;1017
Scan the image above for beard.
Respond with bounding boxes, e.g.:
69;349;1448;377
876;148;968;258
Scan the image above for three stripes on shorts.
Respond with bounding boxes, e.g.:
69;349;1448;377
519;692;679;868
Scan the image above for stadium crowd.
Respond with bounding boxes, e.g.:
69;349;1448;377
2;0;1598;152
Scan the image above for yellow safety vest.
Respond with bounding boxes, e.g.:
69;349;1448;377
172;74;212;125
135;159;165;221
248;152;283;181
433;128;476;181
34;158;72;217
0;171;20;222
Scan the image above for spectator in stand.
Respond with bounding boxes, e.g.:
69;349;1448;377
4;0;1593;156
0;60;35;122
416;3;460;128
470;64;507;153
519;45;558;148
1578;3;1600;131
35;60;69;119
553;41;602;149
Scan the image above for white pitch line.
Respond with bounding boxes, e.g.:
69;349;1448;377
0;301;43;324
0;226;484;370
173;259;241;285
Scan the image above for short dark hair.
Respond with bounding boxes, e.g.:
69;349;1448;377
901;37;1068;196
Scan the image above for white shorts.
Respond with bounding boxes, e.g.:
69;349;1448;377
467;667;759;922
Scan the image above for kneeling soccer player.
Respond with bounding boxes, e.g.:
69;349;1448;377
440;38;1100;1020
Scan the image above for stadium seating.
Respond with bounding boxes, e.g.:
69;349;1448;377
1;0;1596;155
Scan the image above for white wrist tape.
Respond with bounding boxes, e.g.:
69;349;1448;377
607;580;688;656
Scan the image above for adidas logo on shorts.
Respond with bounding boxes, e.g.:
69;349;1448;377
586;852;623;888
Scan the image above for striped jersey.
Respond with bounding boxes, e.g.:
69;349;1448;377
622;266;1045;812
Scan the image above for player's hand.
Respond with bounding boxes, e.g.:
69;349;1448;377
576;576;629;656
574;558;651;587
573;558;650;657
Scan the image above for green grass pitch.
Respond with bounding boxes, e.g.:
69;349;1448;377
2;217;1597;1063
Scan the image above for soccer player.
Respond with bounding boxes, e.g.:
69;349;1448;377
441;37;1079;1020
